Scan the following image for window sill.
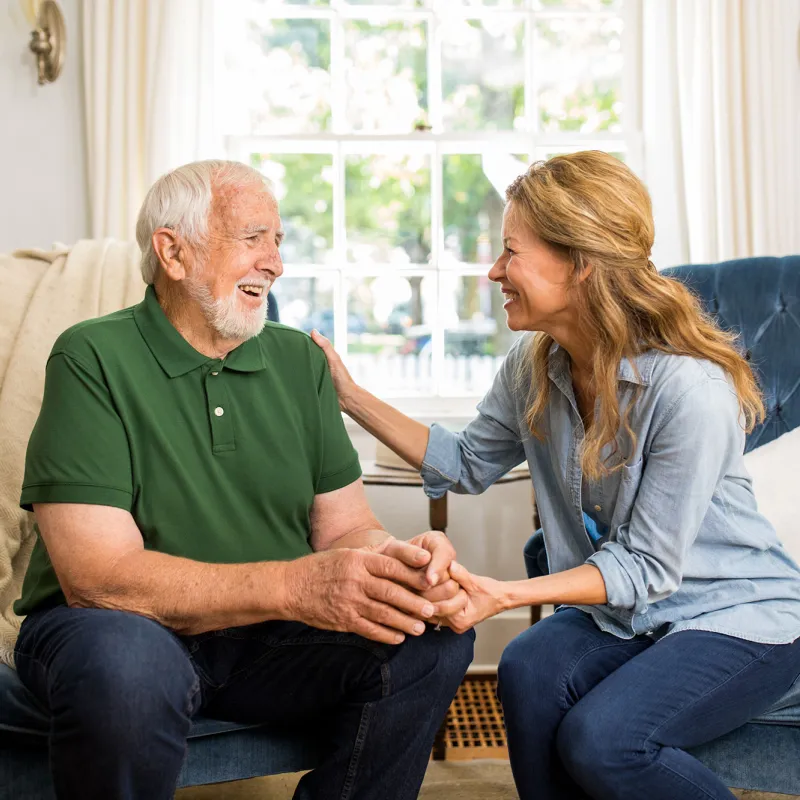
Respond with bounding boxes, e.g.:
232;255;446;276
342;395;481;430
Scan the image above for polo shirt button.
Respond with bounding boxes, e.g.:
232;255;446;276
594;504;602;512
211;371;219;376
214;407;224;417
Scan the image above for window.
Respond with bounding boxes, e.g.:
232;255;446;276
217;0;637;403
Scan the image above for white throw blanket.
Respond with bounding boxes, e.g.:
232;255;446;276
0;240;145;667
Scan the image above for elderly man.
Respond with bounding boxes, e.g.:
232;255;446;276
13;160;474;800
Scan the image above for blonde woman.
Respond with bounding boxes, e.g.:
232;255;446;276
312;152;800;800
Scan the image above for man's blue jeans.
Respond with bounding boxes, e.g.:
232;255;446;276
15;605;474;800
498;607;800;800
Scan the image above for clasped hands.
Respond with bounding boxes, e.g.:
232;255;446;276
286;531;509;645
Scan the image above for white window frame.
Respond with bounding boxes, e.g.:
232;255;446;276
220;0;642;418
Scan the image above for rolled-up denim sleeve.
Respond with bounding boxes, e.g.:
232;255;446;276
587;376;743;613
420;338;528;499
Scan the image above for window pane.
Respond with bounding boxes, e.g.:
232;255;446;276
442;154;511;265
270;276;336;335
221;11;331;134
443;275;521;393
346;275;435;395
252;153;334;265
536;15;624;133
347;0;427;5
537;0;620;8
345;154;432;265
259;0;329;5
437;0;524;10
442;18;525;131
344;20;428;133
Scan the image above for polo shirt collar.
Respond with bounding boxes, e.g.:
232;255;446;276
134;285;267;378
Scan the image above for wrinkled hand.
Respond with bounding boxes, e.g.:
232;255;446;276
394;531;471;624
374;535;434;573
421;578;469;620
435;561;509;634
404;530;456;587
310;330;357;412
374;533;468;619
285;546;437;645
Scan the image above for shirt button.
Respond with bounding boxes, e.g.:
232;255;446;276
214;407;224;417
594;504;602;512
211;371;219;376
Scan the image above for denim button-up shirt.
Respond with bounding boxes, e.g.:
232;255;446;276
421;334;800;644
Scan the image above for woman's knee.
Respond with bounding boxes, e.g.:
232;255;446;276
498;613;585;697
556;703;606;774
557;700;642;784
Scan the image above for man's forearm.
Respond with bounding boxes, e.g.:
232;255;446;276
322;528;390;551
70;549;295;635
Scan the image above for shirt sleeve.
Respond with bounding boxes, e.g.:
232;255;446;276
421;337;528;499
587;375;743;613
20;351;133;511
314;356;362;495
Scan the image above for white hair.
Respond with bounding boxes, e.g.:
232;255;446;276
135;160;274;285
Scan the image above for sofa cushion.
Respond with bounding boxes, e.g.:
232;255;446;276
743;425;800;565
754;671;800;725
738;425;800;724
0;663;263;740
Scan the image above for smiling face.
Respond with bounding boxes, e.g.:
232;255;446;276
184;180;285;342
488;202;578;333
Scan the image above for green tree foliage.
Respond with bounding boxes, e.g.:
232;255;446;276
240;4;622;365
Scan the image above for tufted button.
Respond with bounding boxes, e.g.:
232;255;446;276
712;296;720;313
777;293;788;313
744;349;752;362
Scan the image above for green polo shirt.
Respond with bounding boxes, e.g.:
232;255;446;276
15;285;361;616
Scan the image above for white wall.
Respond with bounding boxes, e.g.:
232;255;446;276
0;0;88;253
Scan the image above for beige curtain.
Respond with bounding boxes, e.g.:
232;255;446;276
82;0;217;240
642;0;800;267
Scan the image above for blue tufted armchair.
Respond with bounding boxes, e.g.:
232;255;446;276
524;255;800;795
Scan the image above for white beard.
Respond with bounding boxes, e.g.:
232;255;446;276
185;277;268;341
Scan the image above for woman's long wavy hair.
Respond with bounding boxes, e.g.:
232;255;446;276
508;151;764;481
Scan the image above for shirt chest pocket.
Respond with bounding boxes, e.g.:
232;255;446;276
604;458;645;536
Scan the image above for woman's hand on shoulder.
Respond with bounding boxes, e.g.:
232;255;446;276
311;330;358;412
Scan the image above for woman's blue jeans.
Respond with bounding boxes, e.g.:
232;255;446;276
15;605;474;800
498;607;800;800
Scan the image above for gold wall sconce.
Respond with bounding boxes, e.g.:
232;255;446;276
29;0;66;86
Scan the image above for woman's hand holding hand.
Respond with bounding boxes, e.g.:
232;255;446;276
311;330;358;412
434;561;511;634
405;530;456;587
